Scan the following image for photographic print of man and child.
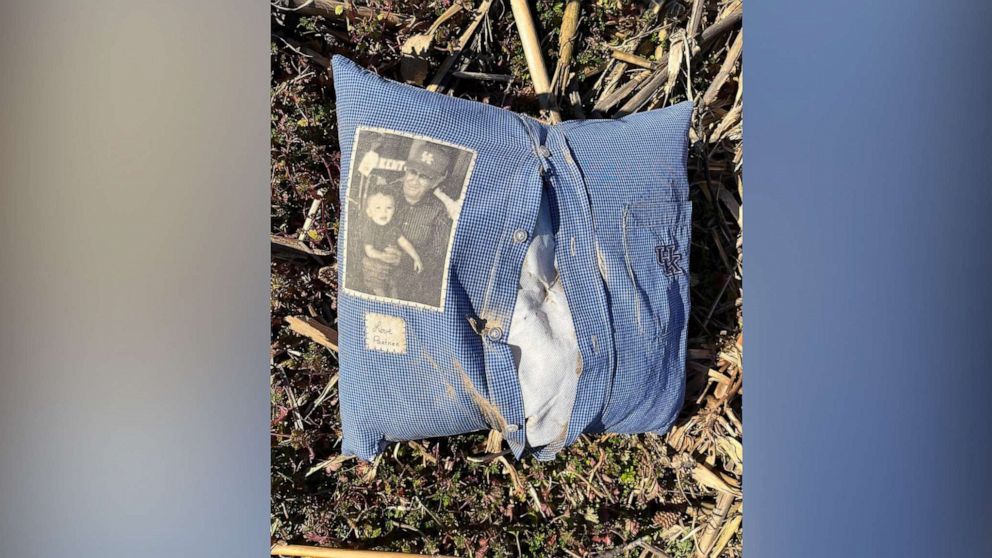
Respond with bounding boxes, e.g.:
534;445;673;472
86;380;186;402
343;129;475;310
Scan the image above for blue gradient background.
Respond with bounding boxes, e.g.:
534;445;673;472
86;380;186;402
749;1;992;557
0;2;269;557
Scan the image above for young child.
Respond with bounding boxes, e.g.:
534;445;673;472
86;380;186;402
360;188;423;298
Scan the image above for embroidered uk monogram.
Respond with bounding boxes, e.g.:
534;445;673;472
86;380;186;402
656;245;684;276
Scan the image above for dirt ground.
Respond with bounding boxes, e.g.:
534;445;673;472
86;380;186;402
270;1;742;556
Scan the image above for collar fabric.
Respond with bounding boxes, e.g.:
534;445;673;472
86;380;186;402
332;55;692;461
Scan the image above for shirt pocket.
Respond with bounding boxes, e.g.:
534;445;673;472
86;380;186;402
621;200;692;343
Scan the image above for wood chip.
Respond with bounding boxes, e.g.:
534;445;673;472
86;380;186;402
400;2;464;84
611;49;656;70
271;235;332;261
285;315;339;352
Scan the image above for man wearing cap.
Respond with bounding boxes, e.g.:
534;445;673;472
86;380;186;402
376;140;454;306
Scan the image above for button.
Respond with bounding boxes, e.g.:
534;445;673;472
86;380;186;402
536;145;551;158
486;327;503;341
505;424;520;432
512;229;529;243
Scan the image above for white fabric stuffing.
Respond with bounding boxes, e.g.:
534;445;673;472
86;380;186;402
507;190;581;447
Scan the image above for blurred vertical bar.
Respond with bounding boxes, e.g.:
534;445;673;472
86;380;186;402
748;1;992;557
0;2;269;557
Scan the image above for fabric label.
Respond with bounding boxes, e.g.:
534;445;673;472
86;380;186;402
365;312;407;354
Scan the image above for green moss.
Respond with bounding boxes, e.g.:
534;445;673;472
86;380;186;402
667;536;696;558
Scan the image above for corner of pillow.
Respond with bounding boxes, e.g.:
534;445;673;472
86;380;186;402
674;98;694;117
330;53;355;74
330;54;356;98
340;430;388;463
330;54;375;99
672;99;694;145
673;100;694;188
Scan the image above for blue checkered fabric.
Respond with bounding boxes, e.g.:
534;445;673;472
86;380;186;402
332;55;692;461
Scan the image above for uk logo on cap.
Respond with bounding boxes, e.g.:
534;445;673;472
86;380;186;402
406;141;450;178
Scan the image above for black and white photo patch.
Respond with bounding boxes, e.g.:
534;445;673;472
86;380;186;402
341;127;477;311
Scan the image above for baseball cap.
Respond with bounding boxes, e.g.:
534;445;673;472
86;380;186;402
404;140;450;179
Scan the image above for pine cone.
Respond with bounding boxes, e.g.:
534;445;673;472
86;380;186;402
317;265;335;286
652;510;680;530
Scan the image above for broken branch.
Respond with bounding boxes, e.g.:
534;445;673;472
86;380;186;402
610;49;656;70
285;315;339;352
271;235;332;262
508;0;561;122
426;0;495;93
701;30;742;108
550;0;581;95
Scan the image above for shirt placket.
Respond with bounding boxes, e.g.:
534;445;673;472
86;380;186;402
531;125;617;460
474;119;546;458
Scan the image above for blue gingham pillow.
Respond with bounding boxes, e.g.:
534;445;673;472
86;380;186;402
332;55;691;461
